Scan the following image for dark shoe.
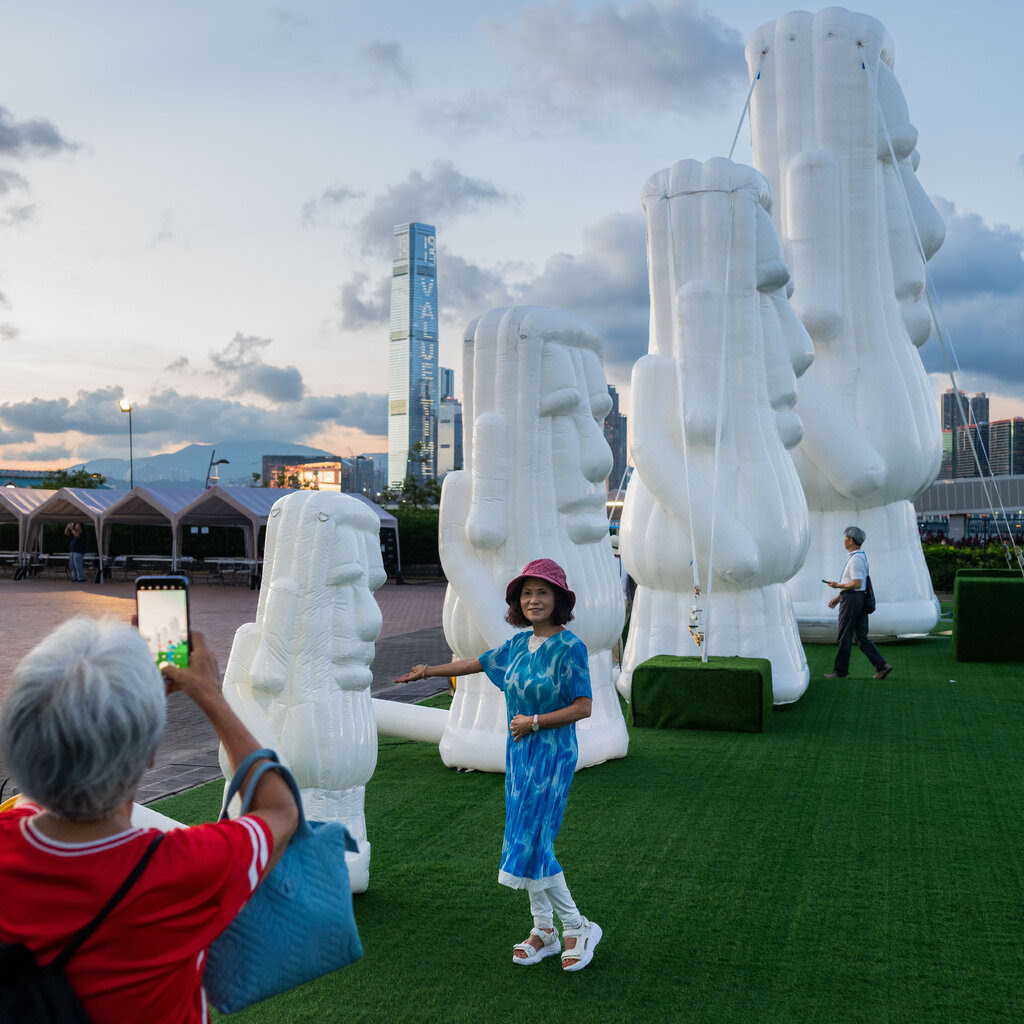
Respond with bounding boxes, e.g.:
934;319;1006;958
873;664;893;680
823;672;848;679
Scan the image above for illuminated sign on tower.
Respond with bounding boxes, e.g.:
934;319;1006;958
388;222;439;488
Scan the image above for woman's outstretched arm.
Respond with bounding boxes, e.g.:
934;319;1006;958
395;658;482;684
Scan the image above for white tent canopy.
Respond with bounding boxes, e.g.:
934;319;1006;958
15;485;402;578
28;488;126;568
0;488;56;559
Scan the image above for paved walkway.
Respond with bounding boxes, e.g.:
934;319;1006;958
0;578;451;804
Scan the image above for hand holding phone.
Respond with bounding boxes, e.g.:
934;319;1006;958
136;576;191;668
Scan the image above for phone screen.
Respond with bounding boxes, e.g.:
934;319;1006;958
136;576;190;668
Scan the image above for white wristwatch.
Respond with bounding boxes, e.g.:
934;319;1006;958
531;714;539;732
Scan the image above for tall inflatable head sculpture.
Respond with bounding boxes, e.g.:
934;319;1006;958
440;305;628;771
619;157;813;703
221;490;385;892
746;8;945;637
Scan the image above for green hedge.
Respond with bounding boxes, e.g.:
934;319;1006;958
392;507;440;566
921;543;1018;592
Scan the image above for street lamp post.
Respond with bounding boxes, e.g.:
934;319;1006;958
118;399;134;489
205;450;229;489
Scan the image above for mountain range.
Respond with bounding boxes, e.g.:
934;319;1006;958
84;440;335;488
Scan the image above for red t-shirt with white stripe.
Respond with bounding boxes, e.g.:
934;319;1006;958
0;802;272;1024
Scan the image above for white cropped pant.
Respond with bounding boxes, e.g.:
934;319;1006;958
528;876;582;933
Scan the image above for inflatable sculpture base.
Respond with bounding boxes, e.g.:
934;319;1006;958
220;491;386;893
439;305;629;773
788;504;940;641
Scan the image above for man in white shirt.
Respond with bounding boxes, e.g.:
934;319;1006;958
823;526;893;680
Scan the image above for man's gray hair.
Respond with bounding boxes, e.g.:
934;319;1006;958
844;526;866;547
0;617;166;820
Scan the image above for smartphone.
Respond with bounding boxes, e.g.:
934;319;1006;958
136;575;191;668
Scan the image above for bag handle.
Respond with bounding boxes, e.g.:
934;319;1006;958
220;748;358;852
218;747;277;817
219;748;312;840
51;832;165;972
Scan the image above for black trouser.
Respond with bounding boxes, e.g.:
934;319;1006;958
834;590;886;676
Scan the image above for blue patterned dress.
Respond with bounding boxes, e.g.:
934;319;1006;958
479;629;592;891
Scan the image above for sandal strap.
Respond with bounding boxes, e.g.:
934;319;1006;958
530;927;558;942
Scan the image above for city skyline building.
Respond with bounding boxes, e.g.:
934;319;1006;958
387;222;439;489
941;388;988;431
437;396;463;478
603;385;628;492
939;390;995;480
440;366;455;402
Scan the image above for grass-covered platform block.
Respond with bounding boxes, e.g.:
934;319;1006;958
629;655;772;732
952;574;1024;662
954;568;1022;579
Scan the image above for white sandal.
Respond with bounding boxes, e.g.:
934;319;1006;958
512;927;560;965
561;918;602;972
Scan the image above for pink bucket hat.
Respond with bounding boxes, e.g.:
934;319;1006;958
505;558;576;612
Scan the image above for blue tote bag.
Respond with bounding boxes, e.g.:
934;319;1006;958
203;749;363;1013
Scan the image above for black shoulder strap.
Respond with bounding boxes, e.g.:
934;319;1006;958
50;832;166;973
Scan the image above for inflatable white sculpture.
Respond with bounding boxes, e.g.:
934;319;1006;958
619;157;814;704
746;8;945;638
221;491;385;893
439;306;628;771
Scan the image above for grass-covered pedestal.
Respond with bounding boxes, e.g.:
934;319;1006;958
629;655;773;733
952;574;1024;662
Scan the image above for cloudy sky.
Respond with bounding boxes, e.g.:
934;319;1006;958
1;0;1021;468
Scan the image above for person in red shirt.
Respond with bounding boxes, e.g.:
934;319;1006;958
0;617;299;1023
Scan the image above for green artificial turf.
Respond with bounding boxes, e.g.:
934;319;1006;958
156;637;1024;1024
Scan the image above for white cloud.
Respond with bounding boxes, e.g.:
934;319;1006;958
489;1;746;116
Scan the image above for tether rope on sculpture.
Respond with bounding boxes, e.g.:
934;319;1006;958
867;57;1024;575
663;187;706;654
728;50;765;162
702;189;739;664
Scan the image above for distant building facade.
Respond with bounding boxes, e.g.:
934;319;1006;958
262;453;384;493
388;222;439;489
603;385;628;492
440;366;455;401
937;391;1023;480
941;389;988;432
437;397;463;478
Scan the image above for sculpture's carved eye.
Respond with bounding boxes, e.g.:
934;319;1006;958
270;507;281;518
318;512;330;522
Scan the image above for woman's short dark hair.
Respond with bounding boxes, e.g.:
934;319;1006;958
504;579;575;628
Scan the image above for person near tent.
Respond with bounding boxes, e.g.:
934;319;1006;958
396;558;602;972
64;521;86;583
824;526;893;680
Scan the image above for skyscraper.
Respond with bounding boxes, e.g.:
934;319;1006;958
439;366;455;401
603;385;628;492
941;388;988;430
437;396;463;478
388;222;438;489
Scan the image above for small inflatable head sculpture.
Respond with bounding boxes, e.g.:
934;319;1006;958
221;490;385;892
619;157;813;703
746;8;945;637
440;305;627;771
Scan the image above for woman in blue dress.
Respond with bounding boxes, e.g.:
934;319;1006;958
398;558;602;972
